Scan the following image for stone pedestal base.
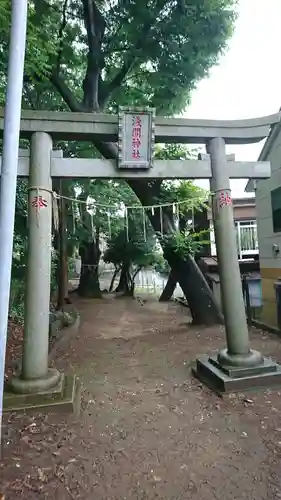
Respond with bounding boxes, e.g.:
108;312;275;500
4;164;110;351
9;368;61;394
193;353;281;394
3;373;81;414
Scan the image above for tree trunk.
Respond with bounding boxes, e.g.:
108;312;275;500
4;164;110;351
48;37;224;325
82;145;223;324
159;270;177;302
127;180;224;325
165;250;222;324
77;241;102;298
50;123;222;324
77;128;222;324
109;266;120;292
115;263;133;295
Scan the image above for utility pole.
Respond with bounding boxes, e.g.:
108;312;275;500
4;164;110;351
0;0;28;444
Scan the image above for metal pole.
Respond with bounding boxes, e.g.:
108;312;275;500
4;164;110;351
0;0;28;442
207;138;262;367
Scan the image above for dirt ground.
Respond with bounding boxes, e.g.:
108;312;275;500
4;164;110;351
2;295;281;499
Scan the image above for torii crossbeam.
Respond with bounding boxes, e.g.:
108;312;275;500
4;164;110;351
0;109;279;144
0;153;271;180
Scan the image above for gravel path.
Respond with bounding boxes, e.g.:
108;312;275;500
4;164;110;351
2;295;281;499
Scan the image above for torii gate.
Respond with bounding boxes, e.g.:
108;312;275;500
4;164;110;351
2;109;281;411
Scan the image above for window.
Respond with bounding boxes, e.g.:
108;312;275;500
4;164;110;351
238;220;256;226
271;187;281;233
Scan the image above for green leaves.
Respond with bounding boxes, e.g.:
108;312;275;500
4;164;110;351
104;219;157;270
102;0;236;113
0;0;236;114
161;229;210;259
0;0;236;309
0;1;58;78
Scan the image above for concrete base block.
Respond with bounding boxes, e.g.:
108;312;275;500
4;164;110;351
3;374;81;414
192;354;281;394
209;354;276;378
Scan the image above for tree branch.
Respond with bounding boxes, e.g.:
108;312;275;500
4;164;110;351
50;72;84;112
82;0;106;110
56;0;69;72
93;141;118;159
50;0;84;113
23;70;84;113
101;9;163;106
132;265;142;281
41;0;83;20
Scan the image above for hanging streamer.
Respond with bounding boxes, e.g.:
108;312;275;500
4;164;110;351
72;199;76;234
125;207;129;241
50;191;210;243
53;191;206;211
176;203;180;230
160;206;163;235
172;203;176;229
142;208;147;241
107;211;111;239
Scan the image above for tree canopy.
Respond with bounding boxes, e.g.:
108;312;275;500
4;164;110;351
1;0;235;324
0;0;237;114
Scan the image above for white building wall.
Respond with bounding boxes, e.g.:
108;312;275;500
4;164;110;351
255;124;281;325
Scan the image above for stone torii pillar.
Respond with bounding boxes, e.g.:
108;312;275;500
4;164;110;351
207;138;262;366
10;132;60;394
194;137;281;393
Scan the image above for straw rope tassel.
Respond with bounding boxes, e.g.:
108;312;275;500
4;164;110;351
52;193;59;231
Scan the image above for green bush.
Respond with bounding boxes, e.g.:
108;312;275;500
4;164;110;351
9;279;25;324
9;250;59;324
153;254;170;277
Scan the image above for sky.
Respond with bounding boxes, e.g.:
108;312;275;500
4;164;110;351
185;0;281;198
